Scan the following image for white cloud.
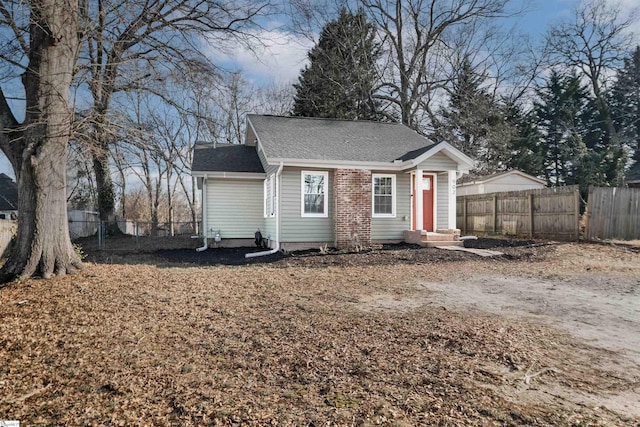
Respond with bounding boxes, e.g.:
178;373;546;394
206;30;315;86
585;0;640;40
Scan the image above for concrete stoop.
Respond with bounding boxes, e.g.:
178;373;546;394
403;229;464;247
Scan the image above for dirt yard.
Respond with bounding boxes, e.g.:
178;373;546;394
1;238;639;425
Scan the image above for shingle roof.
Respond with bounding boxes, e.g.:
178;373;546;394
248;115;437;163
191;144;264;173
0;173;17;211
457;170;546;185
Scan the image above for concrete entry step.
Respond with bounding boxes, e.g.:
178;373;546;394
435;246;503;257
422;241;464;248
404;229;461;246
423;232;457;242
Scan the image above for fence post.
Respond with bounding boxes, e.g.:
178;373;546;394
574;189;580;241
462;196;467;234
98;221;104;249
528;193;534;239
585;187;592;241
492;195;497;234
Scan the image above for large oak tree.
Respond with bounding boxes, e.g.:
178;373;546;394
0;0;82;282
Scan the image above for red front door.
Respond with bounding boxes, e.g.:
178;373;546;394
412;174;434;231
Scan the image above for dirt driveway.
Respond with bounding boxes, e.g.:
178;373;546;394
397;243;640;418
420;272;640;365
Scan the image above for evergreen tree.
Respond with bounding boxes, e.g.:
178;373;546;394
611;46;640;165
534;71;590;186
292;8;382;120
436;58;513;173
503;101;545;178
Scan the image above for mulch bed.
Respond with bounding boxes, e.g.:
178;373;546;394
81;237;552;267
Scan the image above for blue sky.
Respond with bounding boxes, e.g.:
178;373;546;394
212;0;589;86
1;0;638;179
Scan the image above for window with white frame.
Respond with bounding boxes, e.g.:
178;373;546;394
301;171;328;217
372;174;395;217
264;174;275;217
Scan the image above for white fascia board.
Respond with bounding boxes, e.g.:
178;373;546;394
191;171;266;179
265;141;476;172
267;157;411;171
410;141;476;171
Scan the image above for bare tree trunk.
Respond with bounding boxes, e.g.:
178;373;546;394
93;145;115;217
0;0;82;283
166;168;174;236
112;143;127;218
153;180;161;236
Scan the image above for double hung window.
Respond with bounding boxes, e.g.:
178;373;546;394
301;171;328;217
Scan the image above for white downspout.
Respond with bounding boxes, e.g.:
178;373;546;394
196;175;208;252
246;162;284;258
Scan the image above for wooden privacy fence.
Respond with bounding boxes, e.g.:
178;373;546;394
586;187;640;240
456;185;580;240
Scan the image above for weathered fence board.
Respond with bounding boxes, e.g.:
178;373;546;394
457;185;580;240
586;187;640;241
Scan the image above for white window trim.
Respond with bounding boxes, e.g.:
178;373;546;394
372;173;396;218
264;174;276;218
301;170;329;218
264;178;268;218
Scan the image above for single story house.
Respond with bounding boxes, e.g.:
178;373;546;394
191;115;474;251
456;170;546;197
0;173;18;220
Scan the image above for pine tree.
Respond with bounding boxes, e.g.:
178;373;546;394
503;101;545;178
611;46;640;165
534;71;590;186
292;8;382;120
436;59;512;173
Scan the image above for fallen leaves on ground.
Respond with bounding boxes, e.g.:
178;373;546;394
0;241;638;425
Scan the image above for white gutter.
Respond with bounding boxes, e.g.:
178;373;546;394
191;171;266;179
246;162;284;258
196;175;208;252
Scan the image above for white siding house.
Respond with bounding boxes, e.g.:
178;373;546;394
191;115;475;251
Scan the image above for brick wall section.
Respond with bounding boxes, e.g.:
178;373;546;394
333;169;372;249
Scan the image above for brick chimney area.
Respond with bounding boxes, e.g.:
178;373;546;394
333;169;372;249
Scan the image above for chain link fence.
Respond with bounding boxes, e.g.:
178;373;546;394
70;217;201;251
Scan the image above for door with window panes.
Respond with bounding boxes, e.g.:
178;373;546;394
411;174;434;231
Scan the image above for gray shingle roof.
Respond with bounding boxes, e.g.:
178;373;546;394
191;144;264;173
248;115;437;163
457;170;546;185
